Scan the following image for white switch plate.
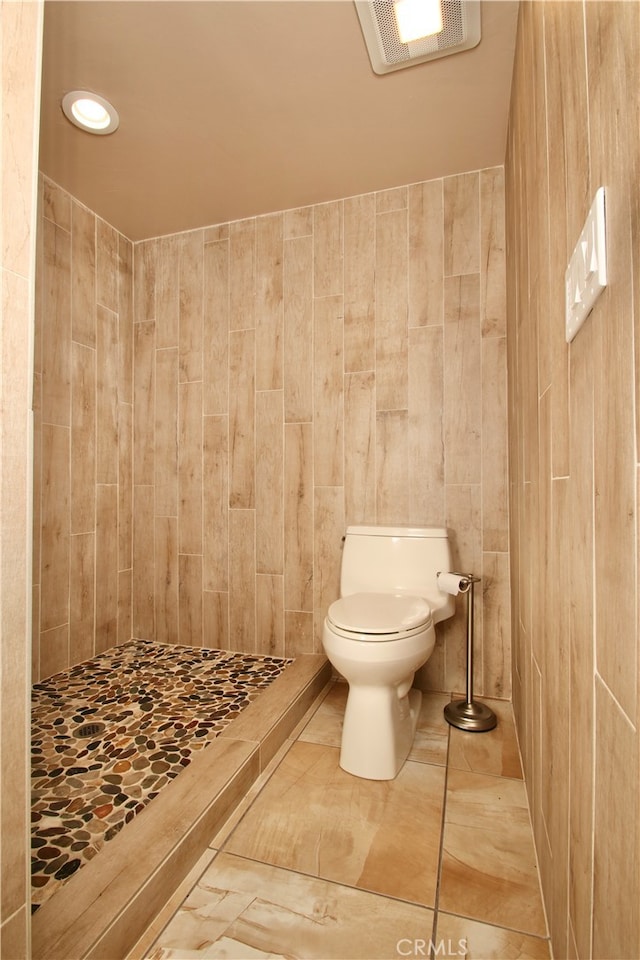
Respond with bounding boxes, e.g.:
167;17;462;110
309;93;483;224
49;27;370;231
565;187;607;343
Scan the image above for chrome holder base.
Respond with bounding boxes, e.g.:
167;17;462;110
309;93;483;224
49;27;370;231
444;698;497;732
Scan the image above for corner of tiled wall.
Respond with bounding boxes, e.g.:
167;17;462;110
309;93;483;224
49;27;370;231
35;166;511;701
1;2;43;956
506;2;640;958
33;177;134;682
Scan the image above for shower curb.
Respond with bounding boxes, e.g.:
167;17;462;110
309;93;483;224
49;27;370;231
31;653;331;960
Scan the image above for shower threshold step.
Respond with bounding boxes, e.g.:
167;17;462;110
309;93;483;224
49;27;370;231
31;652;331;960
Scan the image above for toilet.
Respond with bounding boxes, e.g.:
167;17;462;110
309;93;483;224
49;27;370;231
322;524;455;780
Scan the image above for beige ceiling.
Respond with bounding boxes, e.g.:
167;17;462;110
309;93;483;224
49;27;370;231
39;0;519;242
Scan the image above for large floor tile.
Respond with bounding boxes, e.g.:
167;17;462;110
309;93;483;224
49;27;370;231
298;680;346;747
224;740;446;906
435;912;551;959
147;851;435;959
439;769;547;936
447;698;523;779
408;691;450;765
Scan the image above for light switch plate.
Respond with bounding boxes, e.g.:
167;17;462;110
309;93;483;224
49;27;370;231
565;187;607;343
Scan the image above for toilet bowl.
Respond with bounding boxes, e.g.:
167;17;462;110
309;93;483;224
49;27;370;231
321;525;454;781
323;593;435;780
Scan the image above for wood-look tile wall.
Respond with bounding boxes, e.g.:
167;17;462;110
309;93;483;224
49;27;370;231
1;2;43;954
33;176;134;682
505;3;639;958
132;169;511;698
34;166;509;699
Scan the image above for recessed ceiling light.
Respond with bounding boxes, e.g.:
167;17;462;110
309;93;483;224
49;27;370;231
394;0;443;43
61;90;119;135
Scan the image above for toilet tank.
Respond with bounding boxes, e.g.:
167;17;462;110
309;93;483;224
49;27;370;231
340;524;455;622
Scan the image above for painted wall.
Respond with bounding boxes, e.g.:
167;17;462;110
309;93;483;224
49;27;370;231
0;2;42;955
131;171;510;697
32;177;134;682
505;2;639;957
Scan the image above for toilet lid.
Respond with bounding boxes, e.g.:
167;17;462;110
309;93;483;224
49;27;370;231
327;593;432;637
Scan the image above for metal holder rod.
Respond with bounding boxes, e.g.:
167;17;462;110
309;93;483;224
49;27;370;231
443;573;497;733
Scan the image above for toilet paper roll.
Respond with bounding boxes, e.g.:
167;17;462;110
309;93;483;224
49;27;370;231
437;572;468;596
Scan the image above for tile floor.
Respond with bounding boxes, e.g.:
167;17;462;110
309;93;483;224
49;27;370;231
140;683;551;960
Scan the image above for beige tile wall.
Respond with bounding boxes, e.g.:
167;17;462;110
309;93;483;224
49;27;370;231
505;2;639;958
33;166;510;698
1;2;43;955
33;176;134;681
132;169;511;698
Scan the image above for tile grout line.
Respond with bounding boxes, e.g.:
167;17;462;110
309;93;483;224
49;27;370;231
217;679;333;855
219;686;448;918
140;690;554;958
217;736;296;856
430;705;452;959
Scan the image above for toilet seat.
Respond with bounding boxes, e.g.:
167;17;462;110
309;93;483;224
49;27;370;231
326;592;432;642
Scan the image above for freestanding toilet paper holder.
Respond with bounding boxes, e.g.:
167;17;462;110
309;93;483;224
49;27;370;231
440;572;497;733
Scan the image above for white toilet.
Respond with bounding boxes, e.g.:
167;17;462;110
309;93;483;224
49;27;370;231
322;524;455;780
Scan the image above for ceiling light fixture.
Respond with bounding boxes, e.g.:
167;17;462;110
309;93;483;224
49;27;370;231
62;90;119;135
355;0;481;75
394;0;443;42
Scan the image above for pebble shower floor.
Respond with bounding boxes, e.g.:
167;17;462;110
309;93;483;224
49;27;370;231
31;639;291;911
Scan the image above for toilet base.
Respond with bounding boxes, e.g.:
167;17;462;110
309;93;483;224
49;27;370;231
339;684;422;780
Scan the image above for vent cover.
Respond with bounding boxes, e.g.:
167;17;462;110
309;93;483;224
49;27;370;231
75;722;106;738
355;0;481;74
